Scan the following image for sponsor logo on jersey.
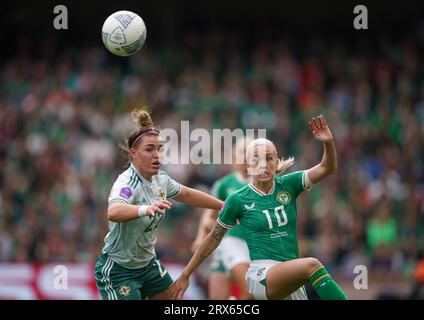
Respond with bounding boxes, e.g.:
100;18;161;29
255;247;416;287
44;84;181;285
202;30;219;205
244;203;255;210
119;187;133;199
119;285;131;297
276;191;291;205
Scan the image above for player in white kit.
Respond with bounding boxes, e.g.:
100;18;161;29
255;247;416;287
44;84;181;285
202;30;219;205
94;107;223;300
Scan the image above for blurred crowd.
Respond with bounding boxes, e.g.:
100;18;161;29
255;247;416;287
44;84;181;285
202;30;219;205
1;30;424;298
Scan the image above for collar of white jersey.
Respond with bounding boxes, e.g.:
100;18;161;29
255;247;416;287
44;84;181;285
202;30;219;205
248;182;275;196
129;163;150;185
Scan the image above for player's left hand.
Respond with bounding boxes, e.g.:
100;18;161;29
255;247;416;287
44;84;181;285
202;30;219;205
308;114;334;142
170;275;190;300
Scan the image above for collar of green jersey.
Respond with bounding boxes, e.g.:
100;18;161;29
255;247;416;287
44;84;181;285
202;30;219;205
248;182;276;196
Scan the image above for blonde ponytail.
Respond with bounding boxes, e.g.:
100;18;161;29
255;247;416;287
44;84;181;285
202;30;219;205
131;107;154;130
276;156;295;176
119;107;160;161
247;138;295;176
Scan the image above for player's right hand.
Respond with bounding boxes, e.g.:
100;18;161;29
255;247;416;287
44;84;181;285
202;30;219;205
146;200;172;216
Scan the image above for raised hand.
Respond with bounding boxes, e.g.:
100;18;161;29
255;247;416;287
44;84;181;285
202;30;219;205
308;114;334;142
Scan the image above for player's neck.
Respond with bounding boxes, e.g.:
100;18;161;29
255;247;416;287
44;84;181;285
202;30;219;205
131;163;153;182
142;173;153;182
253;180;275;195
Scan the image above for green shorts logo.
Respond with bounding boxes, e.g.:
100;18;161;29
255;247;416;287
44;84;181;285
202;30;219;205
119;285;131;296
276;191;291;205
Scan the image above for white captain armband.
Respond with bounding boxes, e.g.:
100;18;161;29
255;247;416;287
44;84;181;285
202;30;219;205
304;170;313;191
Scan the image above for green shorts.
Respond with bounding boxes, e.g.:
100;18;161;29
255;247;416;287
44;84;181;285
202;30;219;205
94;253;173;300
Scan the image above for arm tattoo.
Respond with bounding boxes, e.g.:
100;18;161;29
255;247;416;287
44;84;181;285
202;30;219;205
210;222;227;242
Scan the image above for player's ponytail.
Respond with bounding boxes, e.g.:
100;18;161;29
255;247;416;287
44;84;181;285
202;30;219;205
131;107;154;130
276;156;295;176
119;107;160;161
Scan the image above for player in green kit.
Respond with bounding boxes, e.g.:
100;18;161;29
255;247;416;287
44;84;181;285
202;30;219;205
172;115;348;300
192;138;252;299
94;107;223;300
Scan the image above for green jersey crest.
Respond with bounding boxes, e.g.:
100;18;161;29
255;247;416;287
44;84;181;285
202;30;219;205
276;190;291;205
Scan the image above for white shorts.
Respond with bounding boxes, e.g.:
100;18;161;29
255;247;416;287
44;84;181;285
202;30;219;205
212;236;250;273
246;260;308;300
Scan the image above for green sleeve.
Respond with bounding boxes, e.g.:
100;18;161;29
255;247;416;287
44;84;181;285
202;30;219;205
217;193;241;229
282;170;305;198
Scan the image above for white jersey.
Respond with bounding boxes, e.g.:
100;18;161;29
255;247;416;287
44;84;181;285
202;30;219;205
102;163;181;269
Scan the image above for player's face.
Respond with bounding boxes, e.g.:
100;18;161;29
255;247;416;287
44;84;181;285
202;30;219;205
131;135;164;179
248;144;278;182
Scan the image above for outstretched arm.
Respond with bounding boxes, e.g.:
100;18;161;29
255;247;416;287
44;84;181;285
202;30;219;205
306;115;337;184
191;209;218;253
171;222;228;299
175;186;224;210
107;200;172;222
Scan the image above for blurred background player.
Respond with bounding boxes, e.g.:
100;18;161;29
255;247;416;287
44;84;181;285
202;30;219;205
172;115;347;300
191;137;253;299
94;107;223;300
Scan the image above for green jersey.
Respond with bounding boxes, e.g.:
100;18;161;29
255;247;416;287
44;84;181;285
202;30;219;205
103;164;181;269
218;171;308;262
211;172;249;239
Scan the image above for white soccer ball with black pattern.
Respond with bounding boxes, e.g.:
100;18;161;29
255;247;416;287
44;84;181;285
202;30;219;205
101;10;147;57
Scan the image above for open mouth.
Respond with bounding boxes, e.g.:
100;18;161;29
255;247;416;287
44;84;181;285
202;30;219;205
152;161;160;168
257;171;269;178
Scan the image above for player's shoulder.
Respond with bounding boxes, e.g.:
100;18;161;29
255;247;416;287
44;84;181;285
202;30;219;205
228;184;250;199
114;166;141;189
276;170;304;183
115;166;132;182
221;185;249;213
156;169;170;177
275;170;306;193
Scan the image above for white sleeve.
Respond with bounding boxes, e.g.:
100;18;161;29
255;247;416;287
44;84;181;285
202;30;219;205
108;176;136;205
163;172;182;199
303;170;313;192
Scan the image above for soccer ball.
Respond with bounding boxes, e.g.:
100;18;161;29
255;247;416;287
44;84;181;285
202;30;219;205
101;10;147;57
